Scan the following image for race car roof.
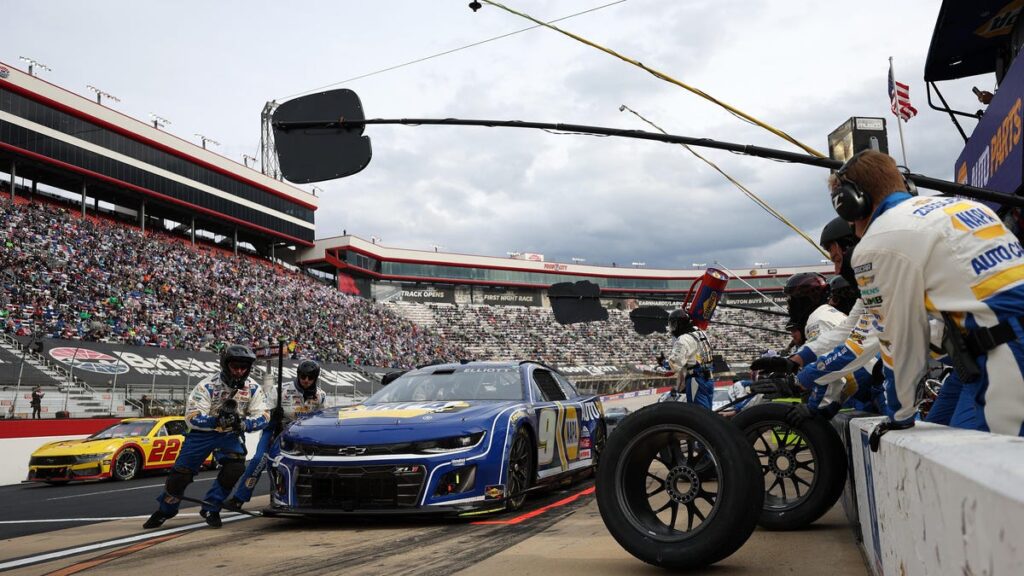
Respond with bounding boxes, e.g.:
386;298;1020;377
924;0;1016;82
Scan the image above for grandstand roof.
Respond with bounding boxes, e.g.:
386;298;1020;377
298;234;832;293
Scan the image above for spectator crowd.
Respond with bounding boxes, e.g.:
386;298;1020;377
0;198;465;369
0;197;786;373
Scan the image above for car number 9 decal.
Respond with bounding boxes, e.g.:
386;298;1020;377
537;404;580;470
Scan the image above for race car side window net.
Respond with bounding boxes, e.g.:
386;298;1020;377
533;369;568;402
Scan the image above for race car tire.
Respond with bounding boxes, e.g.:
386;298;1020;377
731;402;847;531
596;402;762;570
591;421;607;466
112;447;141;481
505;426;534;511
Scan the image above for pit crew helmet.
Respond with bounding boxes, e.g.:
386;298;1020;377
819;217;857;251
220;344;257;389
828;275;860;315
784;273;830;332
295;359;321;397
668;309;695;337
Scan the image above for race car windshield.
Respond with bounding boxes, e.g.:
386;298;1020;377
89;420;158;439
367;370;523;403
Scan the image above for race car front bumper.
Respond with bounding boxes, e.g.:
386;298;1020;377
27;462;111;482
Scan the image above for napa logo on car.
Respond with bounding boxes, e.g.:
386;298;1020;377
49;346;130;375
337;401;471;420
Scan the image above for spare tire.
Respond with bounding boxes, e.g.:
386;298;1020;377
731;402;847;531
596;402;763;570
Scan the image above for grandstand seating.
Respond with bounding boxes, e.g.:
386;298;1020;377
0;196;789;418
0;198;466;370
386;302;788;371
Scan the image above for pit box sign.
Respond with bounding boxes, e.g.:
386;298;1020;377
956;44;1024;199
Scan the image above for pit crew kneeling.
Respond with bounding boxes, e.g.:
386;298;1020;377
144;344;269;529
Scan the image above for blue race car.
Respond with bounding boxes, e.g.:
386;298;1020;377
266;361;606;516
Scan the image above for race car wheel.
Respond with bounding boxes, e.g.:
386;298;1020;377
505;427;533;511
591;421;607;466
731;402;847;531
112;448;141;481
597;402;762;570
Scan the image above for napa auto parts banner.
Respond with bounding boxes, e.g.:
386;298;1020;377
20;337;372;389
956;47;1024;198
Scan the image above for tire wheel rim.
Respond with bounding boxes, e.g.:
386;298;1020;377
506;432;530;508
614;424;722;542
747;421;817;511
116;451;138;479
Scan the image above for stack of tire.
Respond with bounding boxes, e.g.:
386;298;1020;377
596;401;847;570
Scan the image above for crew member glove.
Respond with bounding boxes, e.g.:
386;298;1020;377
217;412;243;433
868;419;915;452
785;404;816;427
750;356;800;374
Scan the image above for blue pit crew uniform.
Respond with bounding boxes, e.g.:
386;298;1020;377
229;381;327;505
853;193;1024;436
153;374;269;517
667;328;715;409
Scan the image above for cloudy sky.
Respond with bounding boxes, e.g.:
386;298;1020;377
3;0;986;269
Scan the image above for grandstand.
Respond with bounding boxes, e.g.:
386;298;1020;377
0;58;816;418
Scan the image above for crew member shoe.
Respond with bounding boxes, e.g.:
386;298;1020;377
222;497;243;511
143;510;176;529
200;509;223;528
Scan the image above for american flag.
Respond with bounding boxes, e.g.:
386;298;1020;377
888;61;917;121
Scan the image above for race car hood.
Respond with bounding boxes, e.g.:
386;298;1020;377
32;438;125;456
284;401;522;445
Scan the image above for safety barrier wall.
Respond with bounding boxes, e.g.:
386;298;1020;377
848;417;1024;576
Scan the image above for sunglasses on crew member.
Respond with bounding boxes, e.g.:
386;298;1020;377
298;374;316;381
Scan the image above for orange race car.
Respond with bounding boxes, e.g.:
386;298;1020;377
27;416;212;485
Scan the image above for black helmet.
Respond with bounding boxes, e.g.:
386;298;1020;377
220;344;257;389
668;309;694;337
828;275;860;315
296;359;320;383
784;273;829;331
819;217;857;250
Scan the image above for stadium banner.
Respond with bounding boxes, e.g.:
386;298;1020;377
475;287;542;307
954;47;1024;197
720;290;787;309
16;337;372;389
399;284;456;304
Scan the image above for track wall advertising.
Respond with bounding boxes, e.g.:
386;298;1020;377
18;337;372;390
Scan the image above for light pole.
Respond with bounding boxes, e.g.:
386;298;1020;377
19;56;51;77
63;346;83;413
86;85;120;106
108;360;122;415
149;113;171;130
194;134;220;150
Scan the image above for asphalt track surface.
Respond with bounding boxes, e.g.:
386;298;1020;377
0;472;867;576
0;396;868;575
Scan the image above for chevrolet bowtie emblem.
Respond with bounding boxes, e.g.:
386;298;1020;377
338;446;366;456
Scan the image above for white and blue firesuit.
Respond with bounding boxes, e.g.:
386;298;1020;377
230;381;327;504
794;300;884;416
667;328;715;409
155;374;269;515
853;192;1024;436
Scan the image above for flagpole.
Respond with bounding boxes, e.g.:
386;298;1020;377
890;56;910;168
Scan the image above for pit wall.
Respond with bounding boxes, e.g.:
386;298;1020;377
847;417;1024;576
